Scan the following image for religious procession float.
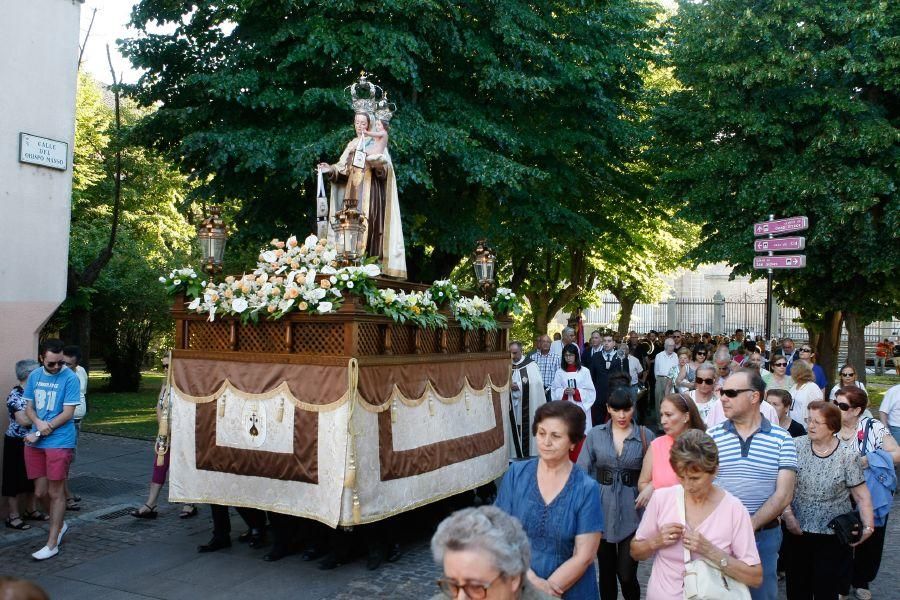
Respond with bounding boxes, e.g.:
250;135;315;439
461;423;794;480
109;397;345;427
157;75;519;528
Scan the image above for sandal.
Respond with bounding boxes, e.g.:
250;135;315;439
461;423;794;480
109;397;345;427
66;497;81;511
22;510;50;522
179;504;199;519
130;503;158;519
5;516;31;530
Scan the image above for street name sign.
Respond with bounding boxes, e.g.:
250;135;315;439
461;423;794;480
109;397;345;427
18;133;68;171
753;237;806;252
753;216;808;237
753;255;806;269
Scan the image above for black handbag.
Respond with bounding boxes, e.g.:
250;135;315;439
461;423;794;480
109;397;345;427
827;511;862;545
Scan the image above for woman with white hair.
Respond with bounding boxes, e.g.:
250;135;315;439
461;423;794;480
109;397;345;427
3;359;44;529
430;506;553;599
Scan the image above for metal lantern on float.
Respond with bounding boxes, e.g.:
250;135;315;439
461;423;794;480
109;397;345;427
197;206;228;274
331;196;367;266
472;239;496;294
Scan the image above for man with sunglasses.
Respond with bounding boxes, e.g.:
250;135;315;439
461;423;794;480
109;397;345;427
21;338;81;561
707;369;797;600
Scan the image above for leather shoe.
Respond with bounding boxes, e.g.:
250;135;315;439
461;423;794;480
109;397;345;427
248;532;269;549
366;546;386;571
197;537;231;553
317;553;346;570
263;547;291;562
301;547;327;562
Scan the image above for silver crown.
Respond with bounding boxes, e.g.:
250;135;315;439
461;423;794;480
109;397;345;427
374;92;396;123
347;72;382;115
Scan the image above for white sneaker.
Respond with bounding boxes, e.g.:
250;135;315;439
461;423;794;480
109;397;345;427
57;521;68;546
31;545;59;561
856;589;873;600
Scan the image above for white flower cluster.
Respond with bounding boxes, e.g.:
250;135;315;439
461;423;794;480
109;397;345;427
372;288;438;314
159;267;199;287
186;234;381;321
494;287;516;301
455;295;494;318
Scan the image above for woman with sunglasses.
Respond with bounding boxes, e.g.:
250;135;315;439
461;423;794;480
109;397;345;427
834;387;900;600
764;357;793;391
674;347;707;394
828;364;867;401
687;363;718;424
577;388;655;600
788;346;827;390
636;394;705;508
787;360;823;424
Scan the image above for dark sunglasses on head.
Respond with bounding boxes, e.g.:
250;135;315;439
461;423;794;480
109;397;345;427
720;388;752;398
773;362;787;367
834;400;851;411
840;372;855;377
695;377;715;385
43;360;66;367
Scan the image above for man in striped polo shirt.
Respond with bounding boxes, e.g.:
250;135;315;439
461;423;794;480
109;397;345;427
708;368;797;600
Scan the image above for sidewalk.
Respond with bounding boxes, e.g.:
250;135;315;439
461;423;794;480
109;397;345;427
1;433;897;599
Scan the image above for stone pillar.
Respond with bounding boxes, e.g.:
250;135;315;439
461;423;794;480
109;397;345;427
713;291;725;335
0;0;82;467
667;294;678;331
770;298;781;339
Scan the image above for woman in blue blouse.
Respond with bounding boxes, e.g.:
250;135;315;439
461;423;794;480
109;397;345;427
496;401;604;599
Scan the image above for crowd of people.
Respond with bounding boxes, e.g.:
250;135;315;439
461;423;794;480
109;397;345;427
493;328;900;599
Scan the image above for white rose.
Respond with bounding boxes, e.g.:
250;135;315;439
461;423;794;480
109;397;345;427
347;281;354;288
231;298;249;313
304;234;318;249
317;301;333;313
261;250;278;263
363;264;381;277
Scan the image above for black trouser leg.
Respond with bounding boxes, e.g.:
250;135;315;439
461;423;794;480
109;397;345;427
788;532;851;600
597;538;619;600
210;504;231;540
597;535;640;600
851;520;888;590
615;535;641;600
235;506;266;532
268;512;301;553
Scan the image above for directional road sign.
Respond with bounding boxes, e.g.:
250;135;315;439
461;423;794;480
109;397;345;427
753;216;808;237
753;255;806;269
754;236;806;252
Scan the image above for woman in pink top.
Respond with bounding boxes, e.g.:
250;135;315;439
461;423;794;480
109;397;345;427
631;430;762;599
636;393;705;508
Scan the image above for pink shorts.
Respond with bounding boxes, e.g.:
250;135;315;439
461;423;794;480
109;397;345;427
24;446;73;481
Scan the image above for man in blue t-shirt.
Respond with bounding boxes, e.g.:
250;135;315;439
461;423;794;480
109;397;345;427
23;338;81;561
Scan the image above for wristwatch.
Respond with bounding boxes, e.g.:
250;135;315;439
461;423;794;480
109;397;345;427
33;431;41;438
719;556;729;569
863;525;874;534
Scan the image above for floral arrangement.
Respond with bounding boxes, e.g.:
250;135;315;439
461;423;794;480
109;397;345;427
159;267;204;298
453;296;496;331
365;288;448;329
427;279;460;308
492;287;523;315
163;233;516;332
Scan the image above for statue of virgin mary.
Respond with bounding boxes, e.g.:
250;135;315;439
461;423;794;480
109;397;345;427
317;76;407;279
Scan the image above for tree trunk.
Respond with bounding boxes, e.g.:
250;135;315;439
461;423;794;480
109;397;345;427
814;310;843;391
70;307;92;370
529;294;551;344
843;311;868;385
617;298;636;336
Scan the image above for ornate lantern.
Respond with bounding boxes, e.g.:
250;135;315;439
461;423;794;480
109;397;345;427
472;239;496;294
331;196;367;266
197;206;227;274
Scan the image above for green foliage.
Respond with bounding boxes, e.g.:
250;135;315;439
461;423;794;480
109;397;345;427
121;0;678;333
656;0;900;322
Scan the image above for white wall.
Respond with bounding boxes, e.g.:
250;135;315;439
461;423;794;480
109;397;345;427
0;1;82;453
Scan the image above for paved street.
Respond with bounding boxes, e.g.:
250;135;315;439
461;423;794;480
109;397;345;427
1;433;898;599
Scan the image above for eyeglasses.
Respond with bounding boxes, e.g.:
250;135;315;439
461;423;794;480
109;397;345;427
834;401;851;411
696;377;715;385
720;388;753;398
805;417;826;426
773;362;787;367
800;348;812;352
43;361;65;368
840;372;855;377
437;574;502;599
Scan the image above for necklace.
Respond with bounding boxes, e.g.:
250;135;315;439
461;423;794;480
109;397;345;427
811;438;838;457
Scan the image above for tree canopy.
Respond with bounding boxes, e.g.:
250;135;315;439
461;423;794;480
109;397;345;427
655;0;899;380
121;0;683;337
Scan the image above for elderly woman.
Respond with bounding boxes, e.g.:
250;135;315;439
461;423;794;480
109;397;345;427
430;506;553;600
3;360;44;529
687;363;718;424
636;393;705;507
674;347;707;393
765;389;806;437
834;387;900;599
495;401;603;599
787;360;822;424
631;430;762;599
577;388;654;600
782;401;875;599
550;344;596;442
666;348;692;394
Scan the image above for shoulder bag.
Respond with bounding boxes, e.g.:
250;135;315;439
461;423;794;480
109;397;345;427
677;487;751;600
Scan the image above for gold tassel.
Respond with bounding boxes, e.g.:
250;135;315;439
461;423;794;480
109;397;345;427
343;453;357;488
464;390;470;412
276;398;285;423
352;491;361;524
217;397;226;418
390;400;397;423
428;397;435;416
